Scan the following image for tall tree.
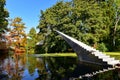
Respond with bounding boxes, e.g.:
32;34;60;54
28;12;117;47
111;0;120;51
0;0;9;35
106;0;120;51
38;1;73;53
9;17;26;51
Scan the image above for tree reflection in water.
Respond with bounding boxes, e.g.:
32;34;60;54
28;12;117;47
0;53;47;80
0;53;120;80
38;57;120;80
0;54;25;80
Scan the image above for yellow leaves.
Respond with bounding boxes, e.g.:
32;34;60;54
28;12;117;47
13;17;22;23
9;17;27;50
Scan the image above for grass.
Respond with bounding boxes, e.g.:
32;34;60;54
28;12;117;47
30;52;120;58
30;53;77;57
104;52;120;60
104;52;120;55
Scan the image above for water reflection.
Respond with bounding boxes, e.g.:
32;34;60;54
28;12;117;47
0;54;25;80
0;53;49;80
0;53;120;80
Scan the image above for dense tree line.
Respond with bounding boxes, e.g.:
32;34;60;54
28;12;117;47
1;0;119;53
36;0;120;53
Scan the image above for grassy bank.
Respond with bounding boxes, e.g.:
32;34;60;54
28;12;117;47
31;52;120;57
104;52;120;55
31;53;77;57
104;52;120;60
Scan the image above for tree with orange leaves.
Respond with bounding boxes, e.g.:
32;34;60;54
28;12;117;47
9;17;27;53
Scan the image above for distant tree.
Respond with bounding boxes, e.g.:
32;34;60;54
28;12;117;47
27;27;45;54
0;0;9;35
27;27;37;53
9;17;26;50
28;27;37;38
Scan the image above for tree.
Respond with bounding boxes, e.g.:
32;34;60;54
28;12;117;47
37;0;119;53
106;0;120;51
27;27;37;53
38;1;73;53
28;27;45;54
0;0;9;35
9;17;26;51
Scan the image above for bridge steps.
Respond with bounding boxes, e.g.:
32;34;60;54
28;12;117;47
55;30;120;66
76;39;120;66
91;51;120;66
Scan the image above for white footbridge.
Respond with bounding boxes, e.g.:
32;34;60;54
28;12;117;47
56;30;120;78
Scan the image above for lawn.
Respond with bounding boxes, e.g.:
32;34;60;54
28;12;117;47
32;52;120;57
104;52;120;60
31;53;77;57
104;52;120;55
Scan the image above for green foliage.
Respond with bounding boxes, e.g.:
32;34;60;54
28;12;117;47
27;27;37;53
29;28;36;36
38;1;74;53
107;0;120;51
28;27;46;54
37;0;120;53
0;0;9;34
115;0;120;7
97;43;108;52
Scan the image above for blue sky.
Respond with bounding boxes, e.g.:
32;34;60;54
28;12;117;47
6;0;59;33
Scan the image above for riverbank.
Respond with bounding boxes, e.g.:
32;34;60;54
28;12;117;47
30;52;120;58
30;53;77;57
104;52;120;55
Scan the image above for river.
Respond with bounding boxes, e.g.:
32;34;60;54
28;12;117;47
0;53;120;80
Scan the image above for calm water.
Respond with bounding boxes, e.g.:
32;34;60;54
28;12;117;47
0;53;120;80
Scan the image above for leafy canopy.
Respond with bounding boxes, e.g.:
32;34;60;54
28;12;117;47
37;0;120;53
